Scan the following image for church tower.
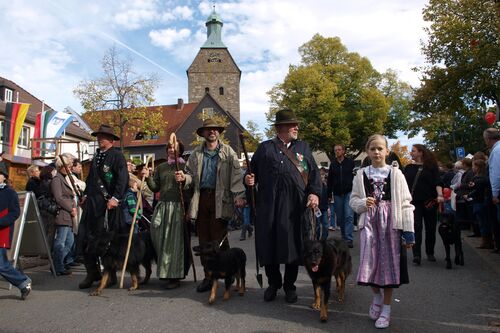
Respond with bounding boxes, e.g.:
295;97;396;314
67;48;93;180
187;9;241;121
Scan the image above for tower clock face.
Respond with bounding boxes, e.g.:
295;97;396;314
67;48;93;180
208;52;222;63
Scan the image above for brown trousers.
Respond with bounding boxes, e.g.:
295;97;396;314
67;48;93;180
196;190;229;276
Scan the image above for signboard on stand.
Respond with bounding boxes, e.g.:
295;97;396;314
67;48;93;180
1;191;56;290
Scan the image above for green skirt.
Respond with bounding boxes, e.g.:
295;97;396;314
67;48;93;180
151;201;184;279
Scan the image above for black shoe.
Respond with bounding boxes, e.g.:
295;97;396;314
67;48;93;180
67;262;81;267
240;236;246;241
467;234;480;238
56;270;72;276
264;285;279;302
165;279;181;290
413;256;421;266
347;240;354;248
427;255;436;262
196;278;212;293
284;289;298;303
491;249;500;254
20;282;31;300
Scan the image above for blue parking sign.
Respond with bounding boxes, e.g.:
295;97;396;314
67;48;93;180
456;147;465;159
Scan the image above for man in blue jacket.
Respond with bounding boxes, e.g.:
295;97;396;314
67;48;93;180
0;168;31;299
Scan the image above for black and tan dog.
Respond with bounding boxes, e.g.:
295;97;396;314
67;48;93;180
192;242;246;304
90;230;155;296
303;239;352;322
438;212;464;269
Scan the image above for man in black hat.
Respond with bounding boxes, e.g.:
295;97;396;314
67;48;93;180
175;118;246;292
245;108;321;303
77;124;129;289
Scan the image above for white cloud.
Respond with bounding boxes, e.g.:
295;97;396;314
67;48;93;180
173;6;194;20
0;0;430;146
149;28;192;49
113;1;196;30
113;0;160;29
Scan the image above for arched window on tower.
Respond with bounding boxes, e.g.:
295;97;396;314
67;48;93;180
219;87;224;95
205;87;210;94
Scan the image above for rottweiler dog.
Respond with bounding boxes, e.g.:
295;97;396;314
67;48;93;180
192;242;246;305
90;230;156;296
438;212;464;269
138;230;157;285
303;239;352;322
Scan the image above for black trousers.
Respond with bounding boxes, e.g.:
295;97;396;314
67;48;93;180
412;201;437;257
264;264;298;291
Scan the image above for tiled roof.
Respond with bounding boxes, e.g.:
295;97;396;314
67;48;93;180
101;102;198;147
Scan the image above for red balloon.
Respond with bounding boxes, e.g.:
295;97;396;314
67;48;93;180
484;112;496;125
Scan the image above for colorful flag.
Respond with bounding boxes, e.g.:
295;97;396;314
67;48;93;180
33;110;74;156
44;111;74;138
2;102;30;156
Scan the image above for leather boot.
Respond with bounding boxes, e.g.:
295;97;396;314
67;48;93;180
477;236;494;249
79;264;102;289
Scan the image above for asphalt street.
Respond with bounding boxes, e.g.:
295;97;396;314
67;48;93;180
1;229;499;333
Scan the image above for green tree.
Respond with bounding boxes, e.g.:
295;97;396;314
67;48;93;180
242;120;263;152
380;69;414;138
411;0;499;158
267;34;411;157
74;46;164;150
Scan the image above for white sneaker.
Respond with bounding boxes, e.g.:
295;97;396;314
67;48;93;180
369;302;382;320
353;226;359;231
375;314;390;329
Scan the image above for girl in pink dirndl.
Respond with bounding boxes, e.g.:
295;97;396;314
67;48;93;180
350;134;415;329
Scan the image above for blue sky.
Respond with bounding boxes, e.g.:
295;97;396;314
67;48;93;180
0;0;428;146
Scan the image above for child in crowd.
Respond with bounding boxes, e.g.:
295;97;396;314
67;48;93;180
123;178;142;234
349;134;415;329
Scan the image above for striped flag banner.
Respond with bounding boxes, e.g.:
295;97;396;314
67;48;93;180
2;102;30;156
33;110;74;156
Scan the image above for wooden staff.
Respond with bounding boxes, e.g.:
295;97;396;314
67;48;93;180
58;154;83;198
238;132;263;288
170;133;197;282
120;156;152;289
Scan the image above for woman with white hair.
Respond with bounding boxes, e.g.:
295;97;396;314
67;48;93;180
50;155;77;276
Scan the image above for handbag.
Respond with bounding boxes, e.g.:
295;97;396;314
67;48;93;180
37;195;60;216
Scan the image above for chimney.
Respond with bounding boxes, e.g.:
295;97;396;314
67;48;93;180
177;98;184;111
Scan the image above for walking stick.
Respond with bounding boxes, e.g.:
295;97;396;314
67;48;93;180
238;133;263;288
170;133;197;282
120;156;152;289
58;154;83;198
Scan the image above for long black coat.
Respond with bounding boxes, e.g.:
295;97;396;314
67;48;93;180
251;138;321;266
78;147;129;255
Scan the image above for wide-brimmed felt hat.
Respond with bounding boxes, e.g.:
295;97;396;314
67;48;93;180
196;119;226;136
91;124;120;141
274;108;300;125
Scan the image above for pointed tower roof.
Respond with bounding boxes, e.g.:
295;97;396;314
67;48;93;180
202;8;226;48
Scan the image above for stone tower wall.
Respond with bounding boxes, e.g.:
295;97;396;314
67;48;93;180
187;48;240;121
